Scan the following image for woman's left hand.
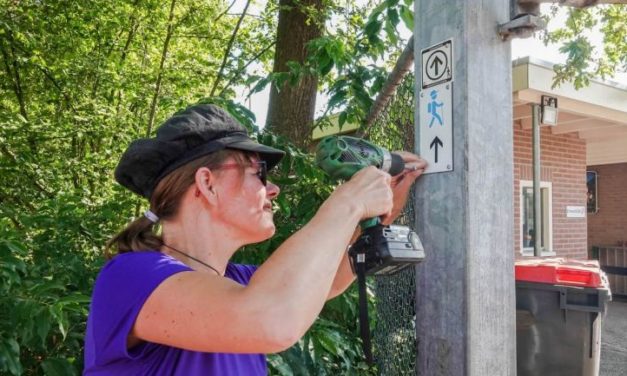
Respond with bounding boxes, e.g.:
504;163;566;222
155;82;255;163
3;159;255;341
381;151;427;225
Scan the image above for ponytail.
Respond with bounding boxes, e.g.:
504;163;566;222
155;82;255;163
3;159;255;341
105;216;162;258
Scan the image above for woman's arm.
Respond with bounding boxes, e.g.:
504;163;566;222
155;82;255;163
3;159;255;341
326;228;360;300
131;167;393;354
326;152;427;299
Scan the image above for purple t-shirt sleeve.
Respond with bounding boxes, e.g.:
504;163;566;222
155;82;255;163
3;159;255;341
87;251;192;366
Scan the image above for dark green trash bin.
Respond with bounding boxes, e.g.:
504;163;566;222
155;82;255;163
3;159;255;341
516;258;611;376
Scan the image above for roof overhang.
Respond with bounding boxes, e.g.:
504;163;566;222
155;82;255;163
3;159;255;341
512;57;627;166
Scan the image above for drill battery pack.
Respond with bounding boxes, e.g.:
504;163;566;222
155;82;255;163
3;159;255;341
349;224;425;276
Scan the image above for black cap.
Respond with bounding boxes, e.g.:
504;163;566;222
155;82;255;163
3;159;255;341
115;104;285;198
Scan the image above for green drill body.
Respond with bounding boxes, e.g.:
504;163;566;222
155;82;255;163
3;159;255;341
314;135;425;364
315;135;403;228
315;136;390;180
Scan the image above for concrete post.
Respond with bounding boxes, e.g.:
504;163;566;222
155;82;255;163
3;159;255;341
414;1;516;375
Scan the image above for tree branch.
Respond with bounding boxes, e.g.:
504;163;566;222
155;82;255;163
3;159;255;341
109;0;142;105
0;39;28;121
145;0;177;137
218;41;276;97
214;0;237;23
4;31;77;113
36;64;77;113
171;33;225;40
209;0;252;97
0;142;54;198
361;35;414;137
0;196;24;230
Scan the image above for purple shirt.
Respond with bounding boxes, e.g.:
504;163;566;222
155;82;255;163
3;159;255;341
84;251;266;375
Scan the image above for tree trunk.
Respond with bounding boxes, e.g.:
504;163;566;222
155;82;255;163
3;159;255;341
265;0;322;149
146;0;177;138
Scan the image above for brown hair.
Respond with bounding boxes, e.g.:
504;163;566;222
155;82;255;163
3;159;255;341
105;149;249;258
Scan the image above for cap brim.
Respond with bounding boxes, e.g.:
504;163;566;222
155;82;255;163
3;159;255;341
226;140;285;170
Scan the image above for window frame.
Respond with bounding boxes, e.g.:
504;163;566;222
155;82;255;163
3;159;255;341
519;180;555;257
586;171;598;214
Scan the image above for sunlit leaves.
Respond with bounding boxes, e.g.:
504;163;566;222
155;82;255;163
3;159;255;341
0;0;409;373
0;0;262;373
545;4;627;89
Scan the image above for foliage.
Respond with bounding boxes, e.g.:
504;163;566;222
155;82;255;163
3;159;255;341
0;0;275;374
543;4;627;89
0;0;380;373
307;0;413;133
250;0;414;135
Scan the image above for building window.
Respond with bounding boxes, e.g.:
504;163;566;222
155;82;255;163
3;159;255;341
520;180;554;256
587;171;598;213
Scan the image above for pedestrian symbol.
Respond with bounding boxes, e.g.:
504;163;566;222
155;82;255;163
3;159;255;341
428;90;443;127
419;82;453;174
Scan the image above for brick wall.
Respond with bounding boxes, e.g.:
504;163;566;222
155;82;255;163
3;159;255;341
587;162;627;248
513;125;588;259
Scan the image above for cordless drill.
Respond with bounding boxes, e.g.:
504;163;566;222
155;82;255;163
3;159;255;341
315;136;425;276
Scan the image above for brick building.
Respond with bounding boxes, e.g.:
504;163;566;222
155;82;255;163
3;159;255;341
513;58;627;295
512;57;627;262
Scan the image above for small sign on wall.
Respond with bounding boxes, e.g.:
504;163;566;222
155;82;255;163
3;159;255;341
566;206;586;218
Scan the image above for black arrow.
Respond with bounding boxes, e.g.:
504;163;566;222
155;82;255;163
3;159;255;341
430;55;443;77
430;136;443;163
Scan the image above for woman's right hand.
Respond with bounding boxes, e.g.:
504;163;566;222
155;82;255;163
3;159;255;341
329;166;394;221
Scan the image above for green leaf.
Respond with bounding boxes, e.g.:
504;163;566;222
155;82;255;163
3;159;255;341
49;304;68;339
2;240;27;255
385;19;399;45
41;357;77;376
364;19;382;40
249;77;270;95
339;112;348;128
328;89;347;109
369;2;387;20
387;7;400;27
399;5;414;30
0;338;22;375
320;59;334;76
36;310;52;346
57;293;91;305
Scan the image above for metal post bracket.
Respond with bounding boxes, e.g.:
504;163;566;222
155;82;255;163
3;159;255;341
498;14;546;41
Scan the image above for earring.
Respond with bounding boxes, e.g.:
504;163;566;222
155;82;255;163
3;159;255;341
195;189;201;197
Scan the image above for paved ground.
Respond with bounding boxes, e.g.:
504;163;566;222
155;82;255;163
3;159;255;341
600;297;627;376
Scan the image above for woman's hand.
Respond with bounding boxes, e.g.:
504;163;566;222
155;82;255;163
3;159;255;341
329;166;394;221
381;152;427;225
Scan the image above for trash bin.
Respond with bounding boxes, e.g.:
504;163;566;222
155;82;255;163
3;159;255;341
515;258;611;376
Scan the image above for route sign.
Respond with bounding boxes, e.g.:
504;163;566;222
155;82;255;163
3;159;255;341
419;82;453;174
421;39;453;89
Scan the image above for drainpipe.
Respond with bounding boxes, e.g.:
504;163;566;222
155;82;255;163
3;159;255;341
532;104;542;257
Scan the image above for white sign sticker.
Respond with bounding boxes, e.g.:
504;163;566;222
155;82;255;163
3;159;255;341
421;39;453;89
566;206;586;218
419;82;453;174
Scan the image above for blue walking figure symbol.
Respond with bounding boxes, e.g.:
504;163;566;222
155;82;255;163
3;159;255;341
428;90;444;127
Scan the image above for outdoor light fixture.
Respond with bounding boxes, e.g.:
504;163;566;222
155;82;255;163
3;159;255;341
541;95;558;126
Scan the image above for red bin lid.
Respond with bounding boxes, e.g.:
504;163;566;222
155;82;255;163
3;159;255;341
515;258;604;288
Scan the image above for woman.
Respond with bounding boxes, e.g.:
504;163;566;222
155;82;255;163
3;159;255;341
84;104;426;375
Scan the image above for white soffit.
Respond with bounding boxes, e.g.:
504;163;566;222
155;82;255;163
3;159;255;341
512;57;627;166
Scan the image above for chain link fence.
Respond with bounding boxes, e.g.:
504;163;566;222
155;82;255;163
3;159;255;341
367;73;418;375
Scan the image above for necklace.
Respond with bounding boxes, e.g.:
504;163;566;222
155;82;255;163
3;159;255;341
162;243;222;276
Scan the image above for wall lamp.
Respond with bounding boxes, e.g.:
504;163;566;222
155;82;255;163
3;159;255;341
541;95;559;126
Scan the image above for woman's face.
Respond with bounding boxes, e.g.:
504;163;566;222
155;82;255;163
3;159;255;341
210;155;280;244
